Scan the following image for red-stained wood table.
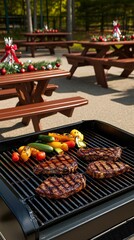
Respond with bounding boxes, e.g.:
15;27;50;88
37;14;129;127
0;69;88;131
65;40;134;79
22;32;75;56
23;32;71;42
0;69;69;130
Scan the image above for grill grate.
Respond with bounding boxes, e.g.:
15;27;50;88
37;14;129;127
0;121;134;230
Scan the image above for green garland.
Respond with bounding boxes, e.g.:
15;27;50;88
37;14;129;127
90;34;134;42
0;58;61;75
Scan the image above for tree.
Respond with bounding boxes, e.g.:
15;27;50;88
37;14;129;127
25;0;33;32
67;0;73;40
33;0;37;30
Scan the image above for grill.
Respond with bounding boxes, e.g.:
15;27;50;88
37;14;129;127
0;120;134;240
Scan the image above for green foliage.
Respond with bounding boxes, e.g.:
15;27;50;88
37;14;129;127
0;0;134;36
0;58;61;75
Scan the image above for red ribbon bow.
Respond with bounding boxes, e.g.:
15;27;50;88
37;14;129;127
0;44;20;63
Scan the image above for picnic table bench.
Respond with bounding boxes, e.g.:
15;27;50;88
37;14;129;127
0;96;88;132
0;69;88;131
64;52;97;79
64;40;134;87
0;84;59;100
20;40;76;57
85;57;134;88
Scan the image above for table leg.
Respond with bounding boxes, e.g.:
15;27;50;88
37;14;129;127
96;46;110;57
120;69;133;78
16;83;33;125
93;63;108;88
30;79;50;130
32;79;50;103
49;48;55;55
67;64;79;79
31;116;42;132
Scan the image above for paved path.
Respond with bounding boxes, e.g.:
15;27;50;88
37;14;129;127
0;48;134;140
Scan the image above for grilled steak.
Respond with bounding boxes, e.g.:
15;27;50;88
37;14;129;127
35;173;86;199
33;154;78;175
77;147;122;161
86;160;131;179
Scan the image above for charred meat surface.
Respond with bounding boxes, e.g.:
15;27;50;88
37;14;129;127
77;147;122;161
36;173;86;199
86;160;131;179
33;154;78;175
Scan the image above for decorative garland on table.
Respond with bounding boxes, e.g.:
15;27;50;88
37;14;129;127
90;20;133;42
90;34;134;42
0;59;61;75
0;37;61;75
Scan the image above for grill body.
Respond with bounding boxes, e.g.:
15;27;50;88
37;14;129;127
0;120;134;240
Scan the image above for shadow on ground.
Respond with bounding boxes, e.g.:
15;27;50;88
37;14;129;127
0;122;27;140
51;74;134;105
111;88;134;105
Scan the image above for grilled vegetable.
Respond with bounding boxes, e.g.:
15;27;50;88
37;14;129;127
76;137;86;148
61;143;69;151
20;146;31;162
31;147;40;157
28;142;53;152
54;148;64;154
38;134;55;142
70;129;86;148
36;151;46;161
65;140;76;148
47;142;68;151
18;146;25;154
70;129;84;141
48;132;75;142
12;152;20;162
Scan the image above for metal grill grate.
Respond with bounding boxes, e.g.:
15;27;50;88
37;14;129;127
0;121;134;230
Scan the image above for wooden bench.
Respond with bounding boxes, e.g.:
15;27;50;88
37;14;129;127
0;84;59;100
20;40;76;57
0;96;88;132
64;52;97;79
13;40;27;48
85;57;134;88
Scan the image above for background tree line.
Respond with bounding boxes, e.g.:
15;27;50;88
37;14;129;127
0;0;134;36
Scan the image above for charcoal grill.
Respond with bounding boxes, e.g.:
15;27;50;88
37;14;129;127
0;120;134;240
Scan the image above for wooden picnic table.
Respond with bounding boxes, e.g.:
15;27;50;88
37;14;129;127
80;40;134;58
21;32;75;57
0;69;70;103
64;40;134;87
0;69;88;131
23;32;71;42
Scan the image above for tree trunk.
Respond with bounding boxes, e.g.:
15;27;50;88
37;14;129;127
67;0;73;40
72;0;75;31
26;0;33;32
33;0;37;30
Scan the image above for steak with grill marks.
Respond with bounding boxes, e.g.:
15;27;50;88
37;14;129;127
33;154;78;175
77;147;122;161
35;173;86;199
86;160;131;179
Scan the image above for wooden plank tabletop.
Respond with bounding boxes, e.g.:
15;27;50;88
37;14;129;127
79;40;134;46
0;69;70;86
24;32;71;37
